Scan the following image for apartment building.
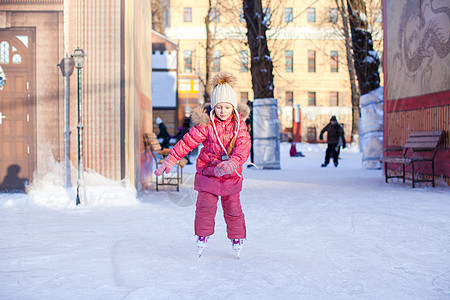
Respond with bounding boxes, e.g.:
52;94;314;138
163;0;382;142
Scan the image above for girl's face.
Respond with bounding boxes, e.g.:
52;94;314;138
214;103;234;121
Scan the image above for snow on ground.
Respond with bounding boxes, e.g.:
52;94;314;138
1;143;449;299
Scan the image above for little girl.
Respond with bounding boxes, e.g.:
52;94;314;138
288;137;305;157
154;71;251;258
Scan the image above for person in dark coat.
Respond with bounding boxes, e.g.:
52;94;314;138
245;100;254;167
175;115;193;164
156;117;171;149
319;115;346;167
176;116;192;141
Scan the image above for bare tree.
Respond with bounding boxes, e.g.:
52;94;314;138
152;0;169;35
202;0;225;103
335;0;361;142
199;0;294;88
346;0;383;168
347;0;381;96
243;0;274;98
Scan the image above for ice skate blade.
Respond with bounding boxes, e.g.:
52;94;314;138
198;250;204;258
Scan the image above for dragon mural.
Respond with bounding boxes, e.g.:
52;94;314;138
394;0;449;85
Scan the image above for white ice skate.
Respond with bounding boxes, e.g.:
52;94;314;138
231;239;245;259
196;236;209;258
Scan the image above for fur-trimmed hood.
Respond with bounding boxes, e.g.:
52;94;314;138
191;102;250;126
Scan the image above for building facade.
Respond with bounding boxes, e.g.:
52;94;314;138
152;30;178;136
383;0;449;185
162;0;383;143
0;0;153;193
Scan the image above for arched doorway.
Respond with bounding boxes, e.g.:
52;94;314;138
0;28;35;192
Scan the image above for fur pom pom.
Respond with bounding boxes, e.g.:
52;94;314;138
211;71;236;89
191;105;211;126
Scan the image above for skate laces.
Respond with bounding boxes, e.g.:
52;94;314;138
231;239;245;258
196;236;209;247
232;239;243;245
231;239;245;251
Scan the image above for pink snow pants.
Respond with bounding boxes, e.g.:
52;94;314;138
195;191;246;239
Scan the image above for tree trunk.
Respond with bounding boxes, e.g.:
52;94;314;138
347;0;381;95
204;1;214;103
243;0;274;99
336;0;360;142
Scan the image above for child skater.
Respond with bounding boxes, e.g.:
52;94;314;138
288;136;305;157
154;71;251;258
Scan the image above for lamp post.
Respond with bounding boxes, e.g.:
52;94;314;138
72;48;87;205
58;54;74;188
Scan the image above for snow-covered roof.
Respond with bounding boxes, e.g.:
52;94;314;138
152;30;178;52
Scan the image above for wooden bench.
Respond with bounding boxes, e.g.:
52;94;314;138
143;133;188;191
380;130;444;188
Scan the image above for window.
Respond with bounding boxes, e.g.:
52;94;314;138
240;50;249;72
308;50;316;72
263;8;271;25
307;127;317;142
12;54;22;64
329;8;338;23
16;35;29;48
308;92;316;106
0;37;27;65
284;8;293;22
184;50;193;73
330;92;339;106
286;91;293;106
330;50;339;72
210;7;220;22
307;8;316;22
0;41;10;64
213;50;221;72
285;50;293;72
240;8;245;22
240;92;248;103
184;7;192;22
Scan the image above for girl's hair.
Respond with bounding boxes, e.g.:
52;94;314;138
210;103;239;156
226;110;239;155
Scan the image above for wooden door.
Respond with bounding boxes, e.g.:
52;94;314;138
0;29;35;192
307;127;317;143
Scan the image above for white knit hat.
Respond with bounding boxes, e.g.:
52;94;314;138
211;79;237;108
210;71;239;120
156;117;163;125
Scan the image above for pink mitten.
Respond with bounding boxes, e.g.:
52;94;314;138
154;155;178;176
214;160;238;177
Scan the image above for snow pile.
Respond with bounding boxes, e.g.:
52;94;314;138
0;159;138;209
359;86;384;169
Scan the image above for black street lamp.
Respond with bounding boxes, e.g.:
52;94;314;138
72;48;87;205
58;55;75;188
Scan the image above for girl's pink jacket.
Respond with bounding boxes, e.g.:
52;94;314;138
168;103;251;196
